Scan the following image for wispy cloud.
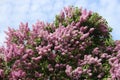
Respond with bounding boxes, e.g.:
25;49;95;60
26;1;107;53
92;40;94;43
0;0;120;45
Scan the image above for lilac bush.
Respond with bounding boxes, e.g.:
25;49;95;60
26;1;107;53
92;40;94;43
0;6;119;80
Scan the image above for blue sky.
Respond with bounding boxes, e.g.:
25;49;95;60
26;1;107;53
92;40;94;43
0;0;120;45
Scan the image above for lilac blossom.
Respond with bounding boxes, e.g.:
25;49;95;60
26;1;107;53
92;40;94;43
0;6;117;80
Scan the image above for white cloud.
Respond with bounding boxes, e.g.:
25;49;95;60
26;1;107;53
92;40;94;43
0;32;6;46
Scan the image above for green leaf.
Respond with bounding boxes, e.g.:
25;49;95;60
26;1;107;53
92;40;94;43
108;27;113;32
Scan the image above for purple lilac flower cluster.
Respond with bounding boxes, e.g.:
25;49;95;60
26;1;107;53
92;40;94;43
109;40;120;80
0;6;118;80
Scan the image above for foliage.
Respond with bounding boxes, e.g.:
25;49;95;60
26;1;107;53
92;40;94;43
0;6;119;80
